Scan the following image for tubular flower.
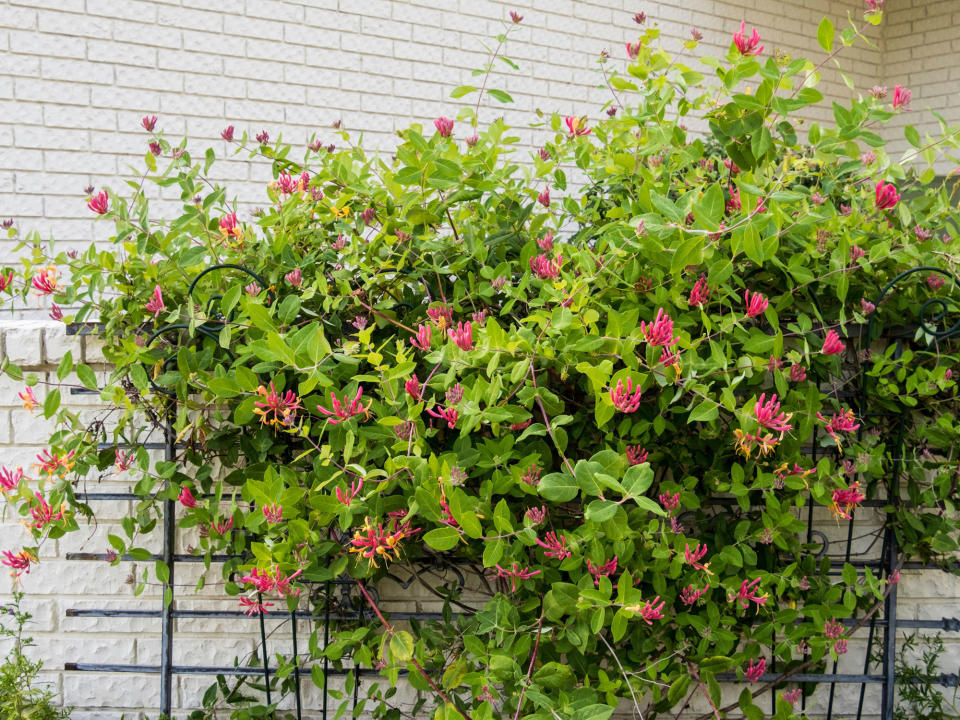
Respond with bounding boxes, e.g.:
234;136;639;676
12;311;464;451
0;269;13;292
733;21;763;56
87;191;109;215
536;531;571;560
253;382;302;429
537;230;554;251
610;378;643;412
178;487;198;508
626;445;648;466
220;125;235;141
659;347;681;374
638;596;665;624
564;116;590;136
0;465;23;492
239;596;274;616
744;289;768;318
31;267;60;296
745;658;766;683
35;449;74;478
537;188;551;207
141;115;157;131
831;481;866;520
824;619;845;639
915;225;933;242
446;383;463;406
49;303;63;321
822;329;846;355
495;563;541;593
448;321;474;351
526;506;546;524
318;386;369;424
680;584;710;606
285;268;302;287
2;549;37;580
817;409;861;447
684;543;710;572
25;492;64;531
404;376;422;401
729;577;768;608
626;41;640;59
641;308;678;347
659;492;680;514
688;274;709;307
850;244;866;261
433;116;454;138
262;504;283;523
19;387;39;412
892;84;911;110
733;429;779;459
210;517;233;535
789;364;807;382
256;130;269;144
586;557;618;587
520;462;541;486
427;405;458;429
335;477;364;506
753;393;793;434
239;567;274;593
427;304;453;330
783;689;802;706
438;484;459;527
410;323;432;350
219;212;242;239
144;285;165;317
875;180;901;210
350;517;421;568
530;253;563;279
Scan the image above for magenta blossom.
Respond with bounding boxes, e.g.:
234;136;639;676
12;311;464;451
464;134;479;147
495;563;540;593
875;180;900;210
892;84;911;110
256;130;269;144
915;225;932;242
426;405;458;429
626;42;640;59
508;10;523;23
564;116;590;136
404;376;422;402
87;191;109;215
144;285;165;317
530;254;563;279
753;393;793;434
641;308;677;347
141;115;157;131
318;387;368;424
729;577;767;608
822;329;846;355
684;543;709;571
610;378;643;412
850;245;866;261
626;445;648;466
335;477;363;506
680;584;710;605
860;298;876;315
928;274;946;291
448;321;474;351
221;125;235;141
434;116;454;138
262;504;283;524
659;492;680;514
0;466;23;493
537;188;550;207
285;268;302;287
178;486;197;508
410;323;432;351
745;658;766;683
789;364;807;382
688;274;709;307
639;596;665;624
0;269;13;293
744;289;768;318
536;531;571;560
526;506;546;524
239;596;274;616
538;230;554;251
733;21;763;56
586;557;618;586
817;409;861;446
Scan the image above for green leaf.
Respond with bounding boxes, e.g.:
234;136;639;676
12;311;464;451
689;400;719;423
450;85;477;98
77;364;98;391
487;89;513;103
43;388;61;418
56;351;73;382
904;125;920;148
571;704;614;720
817;17;834;52
585;500;618;523
389;630;414;662
693;183;724;230
538;472;578;502
423;526;461;551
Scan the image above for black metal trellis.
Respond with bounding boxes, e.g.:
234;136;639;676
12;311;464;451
61;264;960;719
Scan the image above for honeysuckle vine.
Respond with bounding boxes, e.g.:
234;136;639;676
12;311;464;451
2;4;960;720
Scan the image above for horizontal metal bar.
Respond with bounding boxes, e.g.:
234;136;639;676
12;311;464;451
719;673;886;683
66;608;447;621
65;322;106;336
64;662;351;677
65;552;236;563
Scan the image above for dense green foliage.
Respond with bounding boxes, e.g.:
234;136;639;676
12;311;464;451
3;7;960;720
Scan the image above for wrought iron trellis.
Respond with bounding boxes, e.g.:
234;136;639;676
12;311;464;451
61;264;960;719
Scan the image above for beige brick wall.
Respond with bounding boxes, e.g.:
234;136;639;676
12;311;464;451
0;1;957;717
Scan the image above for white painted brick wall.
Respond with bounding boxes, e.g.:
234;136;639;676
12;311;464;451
0;1;956;716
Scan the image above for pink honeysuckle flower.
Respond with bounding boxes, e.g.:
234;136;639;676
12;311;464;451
606;107;617;116
789;364;807;382
680;584;710;605
114;449;133;472
690;27;703;41
688;274;709;307
538;230;554;251
35;449;74;478
870;85;888;99
239;596;274;616
782;689;802;706
810;191;827;205
530;253;563;279
860;297;877;315
659;492;680;513
404;376;422;402
332;234;348;251
464;134;479;147
494;563;540;593
835;638;849;654
822;329;846;355
272;567;303;598
564;116;590;137
262;503;283;523
660;347;681;371
361;207;376;225
31;268;59;296
587;557;619;586
753;393;793;434
308;139;323;152
448;321;473;351
427;405;458;429
889;569;900;584
472;309;487;324
892;84;911;110
335;477;364;506
536;531;571;560
817;409;861;447
537;188;551;207
626;445;648;466
824;619;845;639
148;141;161;156
626;42;640;59
641;308;677;347
219;212;242;238
841;204;853;215
285;268;302;287
141;115;157;131
209;517;233;535
434;116;454;138
733;21;763;56
511;419;532;431
0;466;23;492
744;289;768;318
509;10;523;23
143;285;165;317
253;382;302;429
87;191;109;215
438;484;458;527
525;506;546;524
754;199;767;214
19;387;39;412
723;158;740;174
318;386;369;424
875;180;901;209
2;549;37;580
446;383;463;405
427;304;453;328
275;170;296;194
610;378;643;412
639;596;665;624
850;245;866;262
239;567;274;593
49;303;63;321
634;12;646;23
221;125;235;141
729;577;768;608
768;356;783;373
928;274;946;291
915;225;932;242
520;463;541;486
684;543;710;571
0;269;13;292
25;492;64;531
244;282;261;296
725;186;741;213
745;658;766;683
538;148;551;162
860;151;877;166
178;486;197;508
256;130;269;144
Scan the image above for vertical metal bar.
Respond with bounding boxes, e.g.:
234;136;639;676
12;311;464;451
159;412;176;717
881;412;906;719
322;582;331;720
292;609;302;720
258;592;272;706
